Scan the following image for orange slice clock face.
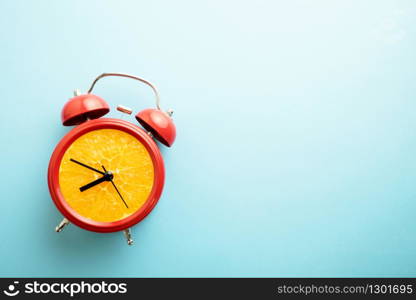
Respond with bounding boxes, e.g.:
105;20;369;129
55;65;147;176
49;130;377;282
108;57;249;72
48;118;166;233
59;128;154;223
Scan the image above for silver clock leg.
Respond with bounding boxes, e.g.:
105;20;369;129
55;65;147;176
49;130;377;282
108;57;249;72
55;218;70;232
123;228;133;245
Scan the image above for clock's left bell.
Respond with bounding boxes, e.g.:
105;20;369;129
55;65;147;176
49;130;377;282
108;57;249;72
61;90;110;126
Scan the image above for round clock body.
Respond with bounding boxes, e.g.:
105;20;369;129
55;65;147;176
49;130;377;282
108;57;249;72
48;118;165;233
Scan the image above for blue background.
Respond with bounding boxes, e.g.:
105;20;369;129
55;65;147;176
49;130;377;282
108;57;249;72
0;0;415;277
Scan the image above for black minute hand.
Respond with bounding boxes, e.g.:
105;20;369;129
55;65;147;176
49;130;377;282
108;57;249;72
70;158;105;175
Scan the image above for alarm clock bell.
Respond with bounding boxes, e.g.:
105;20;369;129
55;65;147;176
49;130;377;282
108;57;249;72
61;73;176;147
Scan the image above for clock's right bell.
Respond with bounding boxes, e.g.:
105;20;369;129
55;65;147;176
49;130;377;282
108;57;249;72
135;108;176;147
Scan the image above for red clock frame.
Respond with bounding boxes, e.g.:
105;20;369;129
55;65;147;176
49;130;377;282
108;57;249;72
48;118;165;233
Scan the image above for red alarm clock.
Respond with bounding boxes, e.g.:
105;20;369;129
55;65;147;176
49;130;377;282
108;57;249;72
48;73;176;245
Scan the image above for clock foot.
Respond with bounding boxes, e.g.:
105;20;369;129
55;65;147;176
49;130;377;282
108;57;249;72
123;228;133;245
55;218;70;232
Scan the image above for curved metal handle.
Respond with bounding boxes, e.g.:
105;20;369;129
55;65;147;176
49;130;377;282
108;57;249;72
87;73;161;110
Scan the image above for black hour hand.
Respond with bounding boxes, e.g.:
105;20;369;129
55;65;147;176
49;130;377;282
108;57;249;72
80;172;113;192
